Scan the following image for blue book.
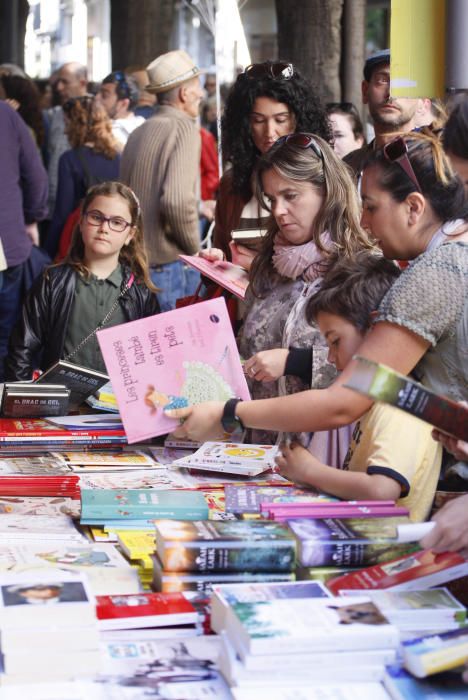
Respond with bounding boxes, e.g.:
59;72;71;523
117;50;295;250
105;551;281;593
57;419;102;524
80;488;208;522
384;665;467;699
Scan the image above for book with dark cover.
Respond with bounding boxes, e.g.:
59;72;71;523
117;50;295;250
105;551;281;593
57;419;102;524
288;516;418;568
231;228;267;250
384;665;468;700
346;356;468;441
1;383;70;418
154;520;296;573
35;360;109;409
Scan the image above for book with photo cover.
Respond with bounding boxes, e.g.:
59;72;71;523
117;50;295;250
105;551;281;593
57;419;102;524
179;254;249;299
1;383;70;418
97;298;250;443
345;356;468;441
34;360;109;409
171;442;278;477
96;591;199;630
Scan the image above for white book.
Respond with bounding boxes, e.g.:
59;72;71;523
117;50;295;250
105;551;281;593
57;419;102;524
225;596;399;657
2;647;101;675
172;441;278;476
231;683;392;700
0;623;100;651
0;514;86;542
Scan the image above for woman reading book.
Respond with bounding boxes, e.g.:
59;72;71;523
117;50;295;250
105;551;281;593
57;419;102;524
165;133;468;480
6;181;159;381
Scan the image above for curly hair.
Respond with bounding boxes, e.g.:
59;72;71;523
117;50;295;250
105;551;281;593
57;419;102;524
250;133;376;298
221;62;332;199
64;181;157;292
63;95;119;159
1;74;45;147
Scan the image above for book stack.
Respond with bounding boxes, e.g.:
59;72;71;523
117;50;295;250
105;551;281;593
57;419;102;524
171;441;279;477
115;529;156;589
0;382;70;418
402;627;468;678
152;519;297;594
0;573;100;684
216;591;400;688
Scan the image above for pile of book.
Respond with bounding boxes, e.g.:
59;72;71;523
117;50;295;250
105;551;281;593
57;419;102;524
0;573;100;684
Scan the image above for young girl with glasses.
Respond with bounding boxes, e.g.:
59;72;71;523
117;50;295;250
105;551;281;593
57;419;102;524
6;182;159;382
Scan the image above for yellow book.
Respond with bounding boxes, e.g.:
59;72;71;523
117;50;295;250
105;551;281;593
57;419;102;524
116;530;155;559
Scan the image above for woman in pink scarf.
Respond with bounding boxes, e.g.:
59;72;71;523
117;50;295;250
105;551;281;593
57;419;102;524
238;133;375;465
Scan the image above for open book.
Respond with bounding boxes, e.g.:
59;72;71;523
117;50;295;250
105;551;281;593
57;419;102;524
345;356;468;441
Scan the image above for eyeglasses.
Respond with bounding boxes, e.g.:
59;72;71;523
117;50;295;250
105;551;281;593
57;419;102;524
84;210;132;233
383;137;422;193
274;133;323;161
244;62;294;80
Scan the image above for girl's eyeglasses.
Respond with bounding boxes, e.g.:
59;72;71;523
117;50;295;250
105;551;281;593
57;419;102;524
84;210;132;233
383;136;422;193
274;133;323;161
244;62;294;81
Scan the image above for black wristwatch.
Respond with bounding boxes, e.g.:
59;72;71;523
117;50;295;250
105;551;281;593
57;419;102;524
221;398;245;433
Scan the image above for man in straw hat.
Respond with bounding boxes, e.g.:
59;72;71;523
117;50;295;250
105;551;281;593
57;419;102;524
120;50;204;311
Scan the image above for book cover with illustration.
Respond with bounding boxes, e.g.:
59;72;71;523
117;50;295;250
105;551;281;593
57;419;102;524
179;254;249;299
327;549;468;595
172;442;278;477
402;627;468;678
225;596;399;657
288;516;418;567
223;485;331;515
384;665;468;699
96;591;199;629
97;298;250;443
346;356;468;441
80;488;209;522
154;519;296;573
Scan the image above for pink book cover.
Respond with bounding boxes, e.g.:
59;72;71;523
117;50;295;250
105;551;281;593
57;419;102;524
270;506;410;521
261;499;396;510
97;298;250;443
179;254;249;300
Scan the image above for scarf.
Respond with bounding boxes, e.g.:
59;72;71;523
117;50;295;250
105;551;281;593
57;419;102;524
272;231;332;283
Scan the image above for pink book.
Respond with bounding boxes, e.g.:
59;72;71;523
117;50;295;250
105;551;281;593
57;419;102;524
261;500;397;510
97;298;250;443
179;254;249;300
266;506;409;520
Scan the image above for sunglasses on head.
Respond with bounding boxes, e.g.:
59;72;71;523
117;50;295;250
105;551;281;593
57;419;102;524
383;136;422;193
111;71;131;99
274;133;323;161
244;62;294;81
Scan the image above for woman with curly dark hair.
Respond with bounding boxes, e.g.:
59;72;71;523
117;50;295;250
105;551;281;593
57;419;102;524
0;74;45;148
45;95;120;258
206;61;332;266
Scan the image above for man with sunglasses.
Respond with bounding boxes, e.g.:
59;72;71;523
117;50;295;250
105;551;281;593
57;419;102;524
97;71;144;147
345;49;423;175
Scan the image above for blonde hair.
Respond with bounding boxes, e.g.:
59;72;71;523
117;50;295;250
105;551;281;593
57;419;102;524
250;133;375;296
63;181;157;292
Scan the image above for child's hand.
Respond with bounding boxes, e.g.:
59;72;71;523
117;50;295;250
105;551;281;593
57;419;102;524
244;349;289;382
275;441;316;486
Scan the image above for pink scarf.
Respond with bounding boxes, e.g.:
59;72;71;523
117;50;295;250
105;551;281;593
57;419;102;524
272;231;332;282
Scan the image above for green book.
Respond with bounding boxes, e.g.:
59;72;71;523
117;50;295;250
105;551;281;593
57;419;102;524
80;488;208;522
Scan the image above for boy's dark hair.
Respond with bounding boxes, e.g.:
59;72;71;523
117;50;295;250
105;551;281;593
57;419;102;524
102;71;139;112
306;252;401;331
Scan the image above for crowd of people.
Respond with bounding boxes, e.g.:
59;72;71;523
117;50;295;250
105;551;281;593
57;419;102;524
0;47;467;587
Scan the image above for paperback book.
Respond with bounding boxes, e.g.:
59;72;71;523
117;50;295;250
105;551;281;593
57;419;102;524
384;664;468;700
288;516;417;567
231;227;267;250
223;485;333;515
327;549;468;594
346;356;468;441
34;360;109;409
154;519;296;573
179;253;249;299
402;627;468;677
80;488;209;523
1;383;70;418
97;298;250;442
172;442;278;477
96;591;199;630
0;514;86;542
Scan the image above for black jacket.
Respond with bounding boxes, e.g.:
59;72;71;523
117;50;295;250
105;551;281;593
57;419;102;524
5;264;160;381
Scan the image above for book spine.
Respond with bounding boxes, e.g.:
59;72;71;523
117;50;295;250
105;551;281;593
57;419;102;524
269;507;409;520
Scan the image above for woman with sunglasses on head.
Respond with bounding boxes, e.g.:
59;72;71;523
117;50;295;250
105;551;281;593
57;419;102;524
6;182;159;382
45;95;121;260
166;134;468;467
326;102;366;159
203;61;332;269
226;134;374;460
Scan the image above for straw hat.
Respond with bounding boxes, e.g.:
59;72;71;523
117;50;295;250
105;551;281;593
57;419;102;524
145;50;201;94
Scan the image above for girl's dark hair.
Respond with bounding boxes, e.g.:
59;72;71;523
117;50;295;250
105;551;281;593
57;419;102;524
443;96;468;160
222;61;332;199
326;102;366;143
1;74;45;147
306;251;401;331
63;95;119;159
249;133;376;298
364;132;468;222
64;181;157;291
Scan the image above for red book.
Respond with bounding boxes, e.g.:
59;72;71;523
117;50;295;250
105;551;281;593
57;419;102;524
95;591;199;630
0;418;126;440
327;549;468;595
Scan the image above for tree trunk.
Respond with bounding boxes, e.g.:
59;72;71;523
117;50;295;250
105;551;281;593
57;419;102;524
342;0;366;109
110;0;175;70
0;0;29;69
275;0;343;103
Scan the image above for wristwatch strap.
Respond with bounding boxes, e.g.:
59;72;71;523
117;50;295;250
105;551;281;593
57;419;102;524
221;398;245;433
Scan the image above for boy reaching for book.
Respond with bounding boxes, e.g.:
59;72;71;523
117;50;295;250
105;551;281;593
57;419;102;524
275;253;442;522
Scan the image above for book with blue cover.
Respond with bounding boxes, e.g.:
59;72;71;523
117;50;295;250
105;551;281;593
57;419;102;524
80;489;208;523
